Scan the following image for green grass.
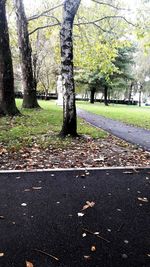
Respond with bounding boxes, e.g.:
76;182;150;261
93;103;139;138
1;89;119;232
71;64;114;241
0;99;106;150
77;102;150;130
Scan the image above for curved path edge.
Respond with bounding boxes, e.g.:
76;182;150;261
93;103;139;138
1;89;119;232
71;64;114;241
77;108;150;152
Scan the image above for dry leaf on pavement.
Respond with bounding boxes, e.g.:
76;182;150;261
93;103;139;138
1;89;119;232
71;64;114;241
91;246;96;252
137;197;148;203
82;201;95;211
26;261;34;267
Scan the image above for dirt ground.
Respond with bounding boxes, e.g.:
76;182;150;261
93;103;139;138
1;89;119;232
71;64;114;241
0;134;150;170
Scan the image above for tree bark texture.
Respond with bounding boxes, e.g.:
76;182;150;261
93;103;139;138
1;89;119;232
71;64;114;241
0;0;19;116
14;0;40;108
60;0;81;137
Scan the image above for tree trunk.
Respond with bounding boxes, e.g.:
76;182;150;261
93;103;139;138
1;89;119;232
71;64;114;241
59;0;81;137
128;81;133;104
90;88;96;104
139;86;142;107
14;0;40;108
0;0;19;116
104;85;109;106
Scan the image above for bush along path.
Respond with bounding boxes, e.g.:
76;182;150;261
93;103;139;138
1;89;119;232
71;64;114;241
77;108;150;152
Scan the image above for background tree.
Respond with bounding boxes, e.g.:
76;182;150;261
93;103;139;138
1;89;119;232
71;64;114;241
14;0;40;108
0;0;19;116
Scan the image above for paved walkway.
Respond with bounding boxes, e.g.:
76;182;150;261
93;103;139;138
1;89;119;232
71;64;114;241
0;168;149;267
77;108;150;151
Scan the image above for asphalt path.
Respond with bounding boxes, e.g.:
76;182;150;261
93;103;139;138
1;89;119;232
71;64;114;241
0;168;149;267
77;108;150;151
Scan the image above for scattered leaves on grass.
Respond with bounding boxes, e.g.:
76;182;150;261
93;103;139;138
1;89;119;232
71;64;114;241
0;135;150;170
82;201;95;211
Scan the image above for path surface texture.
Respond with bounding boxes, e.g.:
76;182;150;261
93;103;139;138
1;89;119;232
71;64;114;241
0;168;149;267
77;108;150;151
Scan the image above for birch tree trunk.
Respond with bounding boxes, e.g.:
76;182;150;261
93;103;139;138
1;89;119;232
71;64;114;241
14;0;40;108
0;0;19;116
60;0;81;137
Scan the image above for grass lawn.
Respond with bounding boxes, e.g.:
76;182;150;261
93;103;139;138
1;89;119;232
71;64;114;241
0;99;106;150
77;102;150;130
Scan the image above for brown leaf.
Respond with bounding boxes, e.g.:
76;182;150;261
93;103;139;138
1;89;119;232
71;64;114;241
0;252;4;257
91;245;96;252
82;201;95;211
137;197;148;203
26;261;34;267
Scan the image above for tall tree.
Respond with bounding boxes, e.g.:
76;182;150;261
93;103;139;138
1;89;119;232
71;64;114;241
60;0;81;137
0;0;19;116
14;0;40;108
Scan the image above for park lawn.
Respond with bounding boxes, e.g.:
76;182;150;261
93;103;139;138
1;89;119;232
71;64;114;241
77;102;150;130
0;99;106;150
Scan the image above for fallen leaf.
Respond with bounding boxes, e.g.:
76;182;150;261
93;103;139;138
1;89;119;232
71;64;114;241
137;197;148;203
0;252;4;257
91;245;96;252
82;233;87;237
84;255;91;260
21;203;27;206
93;156;104;162
78;212;84;217
82;201;95;211
26;261;34;267
94;232;100;235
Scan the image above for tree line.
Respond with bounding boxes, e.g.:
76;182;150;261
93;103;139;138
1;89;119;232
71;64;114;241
0;0;149;136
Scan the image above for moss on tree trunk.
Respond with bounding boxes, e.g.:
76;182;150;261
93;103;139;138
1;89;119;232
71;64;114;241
0;0;19;116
